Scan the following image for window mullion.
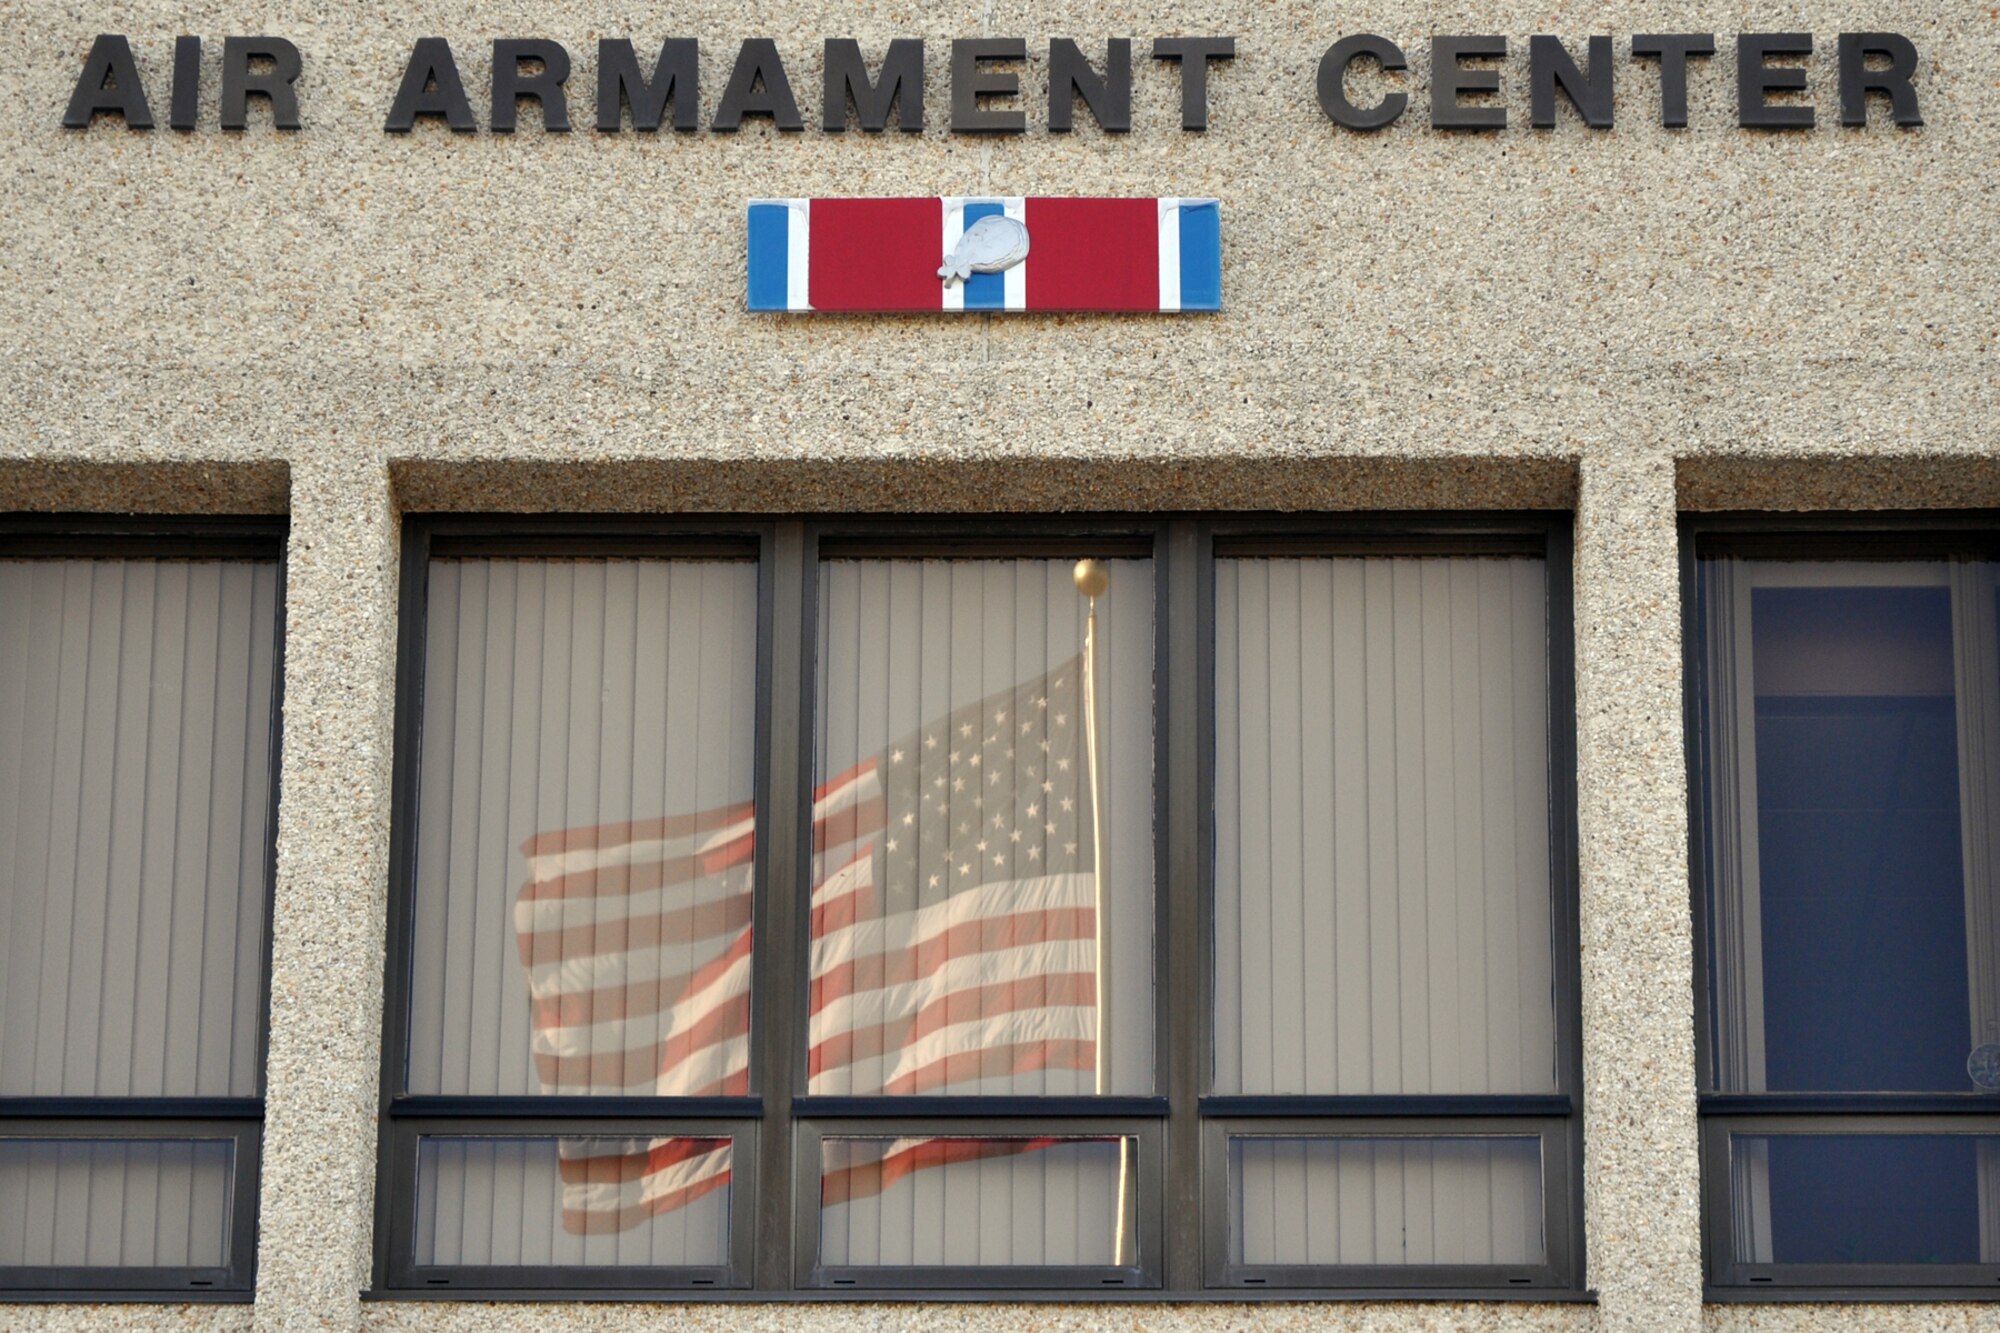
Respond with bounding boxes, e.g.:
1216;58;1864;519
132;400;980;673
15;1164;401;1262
752;521;812;1290
1162;517;1208;1289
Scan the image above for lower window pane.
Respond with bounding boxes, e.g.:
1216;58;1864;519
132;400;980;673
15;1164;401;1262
1728;1133;2000;1265
1227;1136;1544;1267
415;1136;731;1267
818;1135;1136;1267
0;1138;233;1268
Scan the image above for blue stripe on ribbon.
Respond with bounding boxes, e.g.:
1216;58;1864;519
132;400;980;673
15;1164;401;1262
960;201;1005;311
1177;202;1221;311
747;202;791;311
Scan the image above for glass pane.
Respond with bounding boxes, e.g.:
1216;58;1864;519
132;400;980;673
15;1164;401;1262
1727;1133;2000;1265
414;1136;730;1267
1699;558;2000;1093
0;559;278;1097
811;558;1155;1096
0;1138;234;1268
1213;556;1556;1095
406;558;759;1097
1227;1136;1544;1267
817;1136;1135;1267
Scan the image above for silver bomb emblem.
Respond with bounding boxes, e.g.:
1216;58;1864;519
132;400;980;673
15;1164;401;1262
938;215;1031;286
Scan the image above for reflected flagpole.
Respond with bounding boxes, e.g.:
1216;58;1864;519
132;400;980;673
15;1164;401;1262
1073;557;1129;1265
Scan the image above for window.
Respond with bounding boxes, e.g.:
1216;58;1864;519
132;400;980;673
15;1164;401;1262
1689;520;2000;1295
375;515;1580;1297
0;518;284;1299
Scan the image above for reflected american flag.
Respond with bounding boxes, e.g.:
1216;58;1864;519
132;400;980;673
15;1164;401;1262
512;657;1097;1232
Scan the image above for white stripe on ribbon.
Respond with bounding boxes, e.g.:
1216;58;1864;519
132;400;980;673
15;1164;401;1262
941;198;967;312
787;198;811;311
1002;197;1027;310
1157;197;1183;312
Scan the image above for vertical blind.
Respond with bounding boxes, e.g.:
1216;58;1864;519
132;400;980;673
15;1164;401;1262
1228;1136;1543;1266
1213;555;1557;1096
0;1139;234;1269
406;558;760;1098
0;559;277;1098
818;1137;1132;1268
414;1136;730;1267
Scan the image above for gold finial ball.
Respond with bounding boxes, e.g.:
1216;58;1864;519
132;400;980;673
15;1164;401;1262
1073;559;1110;599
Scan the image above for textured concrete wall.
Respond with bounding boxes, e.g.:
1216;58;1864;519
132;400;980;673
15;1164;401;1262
2;0;1997;1329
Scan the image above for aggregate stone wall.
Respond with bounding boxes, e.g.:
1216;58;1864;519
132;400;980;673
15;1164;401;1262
1;1;1996;1329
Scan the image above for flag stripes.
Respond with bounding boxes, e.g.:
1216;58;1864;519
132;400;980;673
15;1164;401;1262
514;658;1099;1233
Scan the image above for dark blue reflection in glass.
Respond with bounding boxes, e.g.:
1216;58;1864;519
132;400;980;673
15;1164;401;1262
1751;585;1969;1092
1752;1134;1981;1264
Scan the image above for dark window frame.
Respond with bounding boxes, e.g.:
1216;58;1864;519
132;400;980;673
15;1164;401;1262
371;511;1583;1300
1683;512;2000;1301
0;514;287;1302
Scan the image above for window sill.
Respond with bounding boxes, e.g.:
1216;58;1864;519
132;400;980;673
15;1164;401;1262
0;1289;253;1303
362;1286;1600;1303
1706;1285;2000;1303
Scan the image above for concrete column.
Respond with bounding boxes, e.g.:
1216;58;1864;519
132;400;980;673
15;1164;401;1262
253;456;400;1331
1573;454;1704;1330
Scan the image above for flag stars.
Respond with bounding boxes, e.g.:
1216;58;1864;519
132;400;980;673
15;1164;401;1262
995;709;1007;724
1041;780;1054;793
992;812;1006;829
959;861;972;877
929;873;941;888
1065;841;1079;856
1057;757;1071;772
1027;846;1042;862
952;777;965;792
992;853;1006;867
1026;802;1039;817
960;722;974;738
975;839;988;852
891;748;905;764
886;838;899;852
989;771;1002;786
1045;821;1057;834
1036;695;1048;709
949;750;960;764
1055;713;1068;727
1022;720;1035;735
1009;829;1022;842
902;812;915;827
1061;796;1074;812
969;753;981;768
925;734;938;750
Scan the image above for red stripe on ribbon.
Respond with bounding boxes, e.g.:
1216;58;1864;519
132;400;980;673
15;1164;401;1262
1023;197;1160;311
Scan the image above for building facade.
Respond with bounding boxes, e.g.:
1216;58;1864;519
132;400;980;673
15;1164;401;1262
3;2;1999;1329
